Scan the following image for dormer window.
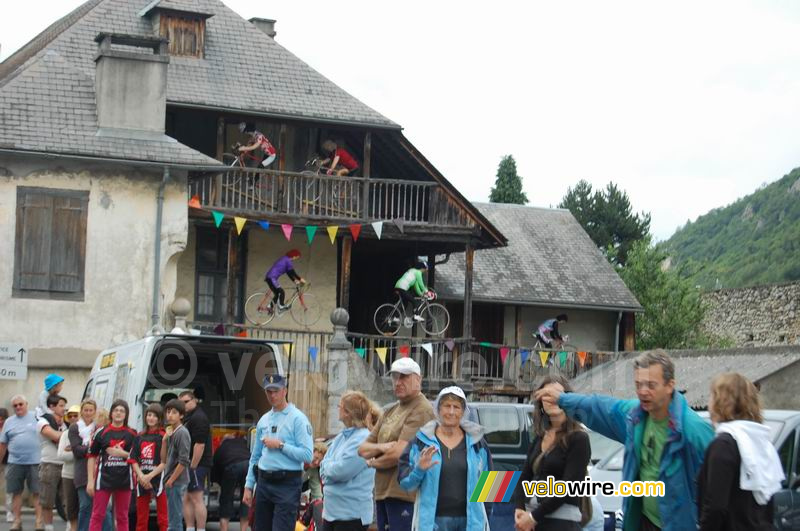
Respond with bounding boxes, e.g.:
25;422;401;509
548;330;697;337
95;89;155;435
159;11;207;58
139;1;213;59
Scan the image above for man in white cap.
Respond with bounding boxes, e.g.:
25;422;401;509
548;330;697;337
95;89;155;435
359;357;434;531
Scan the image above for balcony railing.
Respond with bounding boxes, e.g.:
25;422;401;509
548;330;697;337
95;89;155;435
189;169;469;226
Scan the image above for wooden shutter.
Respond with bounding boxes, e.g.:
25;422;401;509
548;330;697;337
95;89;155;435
15;190;53;290
14;187;89;298
160;13;205;58
50;194;88;293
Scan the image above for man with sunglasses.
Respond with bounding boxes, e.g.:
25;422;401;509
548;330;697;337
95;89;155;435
0;396;43;531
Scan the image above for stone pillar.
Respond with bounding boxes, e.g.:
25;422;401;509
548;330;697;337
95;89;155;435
326;308;352;435
171;297;191;332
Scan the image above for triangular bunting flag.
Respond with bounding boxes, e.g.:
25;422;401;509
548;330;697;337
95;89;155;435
355;348;366;359
578;351;588;367
421;343;433;357
349;224;362;242
327;226;339;244
212;211;224;228
398;345;410;358
479;341;491;347
558;351;568;367
394;218;404;234
234;217;247;235
539;351;549;367
282;343;292;359
305;225;318;244
371;221;384;240
499;347;510;364
445;339;455;351
309;346;319;363
258;221;270;231
281;224;293;241
188;195;201;209
213;323;225;335
520;349;530;366
375;347;388;365
236;330;247;338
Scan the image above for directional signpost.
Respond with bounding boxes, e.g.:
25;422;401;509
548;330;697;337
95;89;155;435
0;343;28;380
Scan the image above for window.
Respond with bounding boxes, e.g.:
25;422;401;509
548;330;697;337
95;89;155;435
159;12;206;58
477;407;521;446
194;226;246;322
778;430;796;486
14;187;89;300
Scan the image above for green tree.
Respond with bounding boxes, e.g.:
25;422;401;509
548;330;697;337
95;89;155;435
489;155;528;204
559;180;650;266
619;238;708;349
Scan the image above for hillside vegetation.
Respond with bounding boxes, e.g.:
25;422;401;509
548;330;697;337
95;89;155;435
664;168;800;289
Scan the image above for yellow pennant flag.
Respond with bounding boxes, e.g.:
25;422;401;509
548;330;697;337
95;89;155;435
375;347;387;365
539;351;549;367
234;217;247;235
327;226;339;244
282;344;292;359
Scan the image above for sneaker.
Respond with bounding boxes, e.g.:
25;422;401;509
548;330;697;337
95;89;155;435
413;315;425;322
278;304;290;312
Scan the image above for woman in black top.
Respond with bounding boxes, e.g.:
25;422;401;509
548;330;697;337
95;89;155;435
697;373;783;531
515;376;591;531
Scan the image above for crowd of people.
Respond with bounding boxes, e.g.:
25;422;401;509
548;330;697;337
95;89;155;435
0;348;788;531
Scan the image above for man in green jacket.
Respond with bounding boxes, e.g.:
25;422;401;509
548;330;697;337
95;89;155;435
394;260;429;322
534;349;714;531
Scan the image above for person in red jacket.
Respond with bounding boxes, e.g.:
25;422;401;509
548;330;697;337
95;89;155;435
87;400;137;531
321;140;359;176
131;404;168;531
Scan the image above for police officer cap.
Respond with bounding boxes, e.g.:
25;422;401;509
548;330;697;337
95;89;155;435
263;373;287;390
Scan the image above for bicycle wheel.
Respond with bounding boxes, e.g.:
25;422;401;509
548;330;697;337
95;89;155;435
290;292;322;328
374;303;402;336
222;153;241;166
245;292;276;326
420;303;450;336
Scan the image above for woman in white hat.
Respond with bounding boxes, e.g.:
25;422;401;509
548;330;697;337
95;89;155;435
398;386;492;530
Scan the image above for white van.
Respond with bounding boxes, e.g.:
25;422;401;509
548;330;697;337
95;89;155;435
84;332;288;433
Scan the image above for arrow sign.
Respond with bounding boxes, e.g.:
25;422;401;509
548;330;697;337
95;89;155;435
0;343;28;381
18;348;25;364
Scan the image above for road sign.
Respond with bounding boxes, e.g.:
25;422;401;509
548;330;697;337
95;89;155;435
0;343;28;380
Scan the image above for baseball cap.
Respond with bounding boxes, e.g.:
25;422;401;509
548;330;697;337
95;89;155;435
262;374;287;390
67;405;80;416
388;357;421;376
437;386;467;404
44;374;64;391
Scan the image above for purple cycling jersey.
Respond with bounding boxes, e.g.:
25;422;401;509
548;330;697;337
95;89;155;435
266;256;295;283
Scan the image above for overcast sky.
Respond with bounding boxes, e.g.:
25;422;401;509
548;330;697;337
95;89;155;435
3;0;799;240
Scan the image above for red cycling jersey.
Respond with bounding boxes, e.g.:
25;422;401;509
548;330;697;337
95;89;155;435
333;147;358;170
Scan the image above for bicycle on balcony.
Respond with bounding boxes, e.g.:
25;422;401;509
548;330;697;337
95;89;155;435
244;282;321;328
298;157;345;206
373;288;450;337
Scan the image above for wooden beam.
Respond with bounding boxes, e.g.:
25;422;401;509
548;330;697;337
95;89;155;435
515;305;522;346
427;253;436;290
339;234;353;310
623;312;636;351
361;131;372;218
463;244;474;343
216;117;225;160
225;225;238;322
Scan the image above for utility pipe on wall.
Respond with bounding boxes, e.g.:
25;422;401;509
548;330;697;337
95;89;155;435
614;311;623;353
151;167;169;329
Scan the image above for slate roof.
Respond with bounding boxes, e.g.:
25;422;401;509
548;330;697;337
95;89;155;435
0;50;220;166
0;0;398;129
570;346;800;408
435;203;642;311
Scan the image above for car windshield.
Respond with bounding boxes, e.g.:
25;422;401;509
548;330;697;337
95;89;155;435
587;429;624;465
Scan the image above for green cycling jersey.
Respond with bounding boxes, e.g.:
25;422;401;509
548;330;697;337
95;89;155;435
395;268;427;296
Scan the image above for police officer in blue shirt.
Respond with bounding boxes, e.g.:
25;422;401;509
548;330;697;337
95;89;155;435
243;374;313;531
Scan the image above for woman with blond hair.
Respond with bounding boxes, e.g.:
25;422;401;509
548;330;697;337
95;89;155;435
320;391;377;530
698;372;783;530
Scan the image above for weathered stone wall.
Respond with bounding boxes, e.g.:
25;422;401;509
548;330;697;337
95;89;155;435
701;281;800;347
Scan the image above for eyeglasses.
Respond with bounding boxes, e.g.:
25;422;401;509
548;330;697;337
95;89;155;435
12;403;24;407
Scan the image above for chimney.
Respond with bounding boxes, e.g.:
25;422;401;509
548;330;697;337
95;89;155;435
249;18;277;39
94;33;169;137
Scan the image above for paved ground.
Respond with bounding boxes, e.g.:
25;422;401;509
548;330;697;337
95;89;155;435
12;512;243;530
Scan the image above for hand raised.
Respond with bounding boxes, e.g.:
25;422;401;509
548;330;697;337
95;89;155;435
418;446;440;471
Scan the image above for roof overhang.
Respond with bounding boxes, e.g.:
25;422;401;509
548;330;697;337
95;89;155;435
436;294;644;313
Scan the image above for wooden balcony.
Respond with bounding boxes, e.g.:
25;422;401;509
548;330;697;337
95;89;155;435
188;168;475;227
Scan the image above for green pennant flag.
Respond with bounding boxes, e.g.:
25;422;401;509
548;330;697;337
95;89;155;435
212;211;224;228
305;225;318;244
558;351;568;367
479;341;491;347
355;348;366;358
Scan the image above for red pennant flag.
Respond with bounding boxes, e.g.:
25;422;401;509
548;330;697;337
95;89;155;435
349;224;362;242
398;345;410;358
188;195;201;209
499;347;510;364
577;351;588;367
236;330;248;338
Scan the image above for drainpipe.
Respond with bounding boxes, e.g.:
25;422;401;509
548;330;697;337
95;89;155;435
614;311;623;353
150;167;169;331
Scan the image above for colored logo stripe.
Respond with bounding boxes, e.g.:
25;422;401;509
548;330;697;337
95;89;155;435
469;471;522;502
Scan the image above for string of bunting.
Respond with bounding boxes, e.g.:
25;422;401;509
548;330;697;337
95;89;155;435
189;195;399;243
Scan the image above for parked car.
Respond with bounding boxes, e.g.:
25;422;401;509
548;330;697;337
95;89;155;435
589;409;800;530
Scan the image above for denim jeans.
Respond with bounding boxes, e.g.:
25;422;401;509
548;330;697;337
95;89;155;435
166;484;188;531
434;516;468;530
76;487;112;531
